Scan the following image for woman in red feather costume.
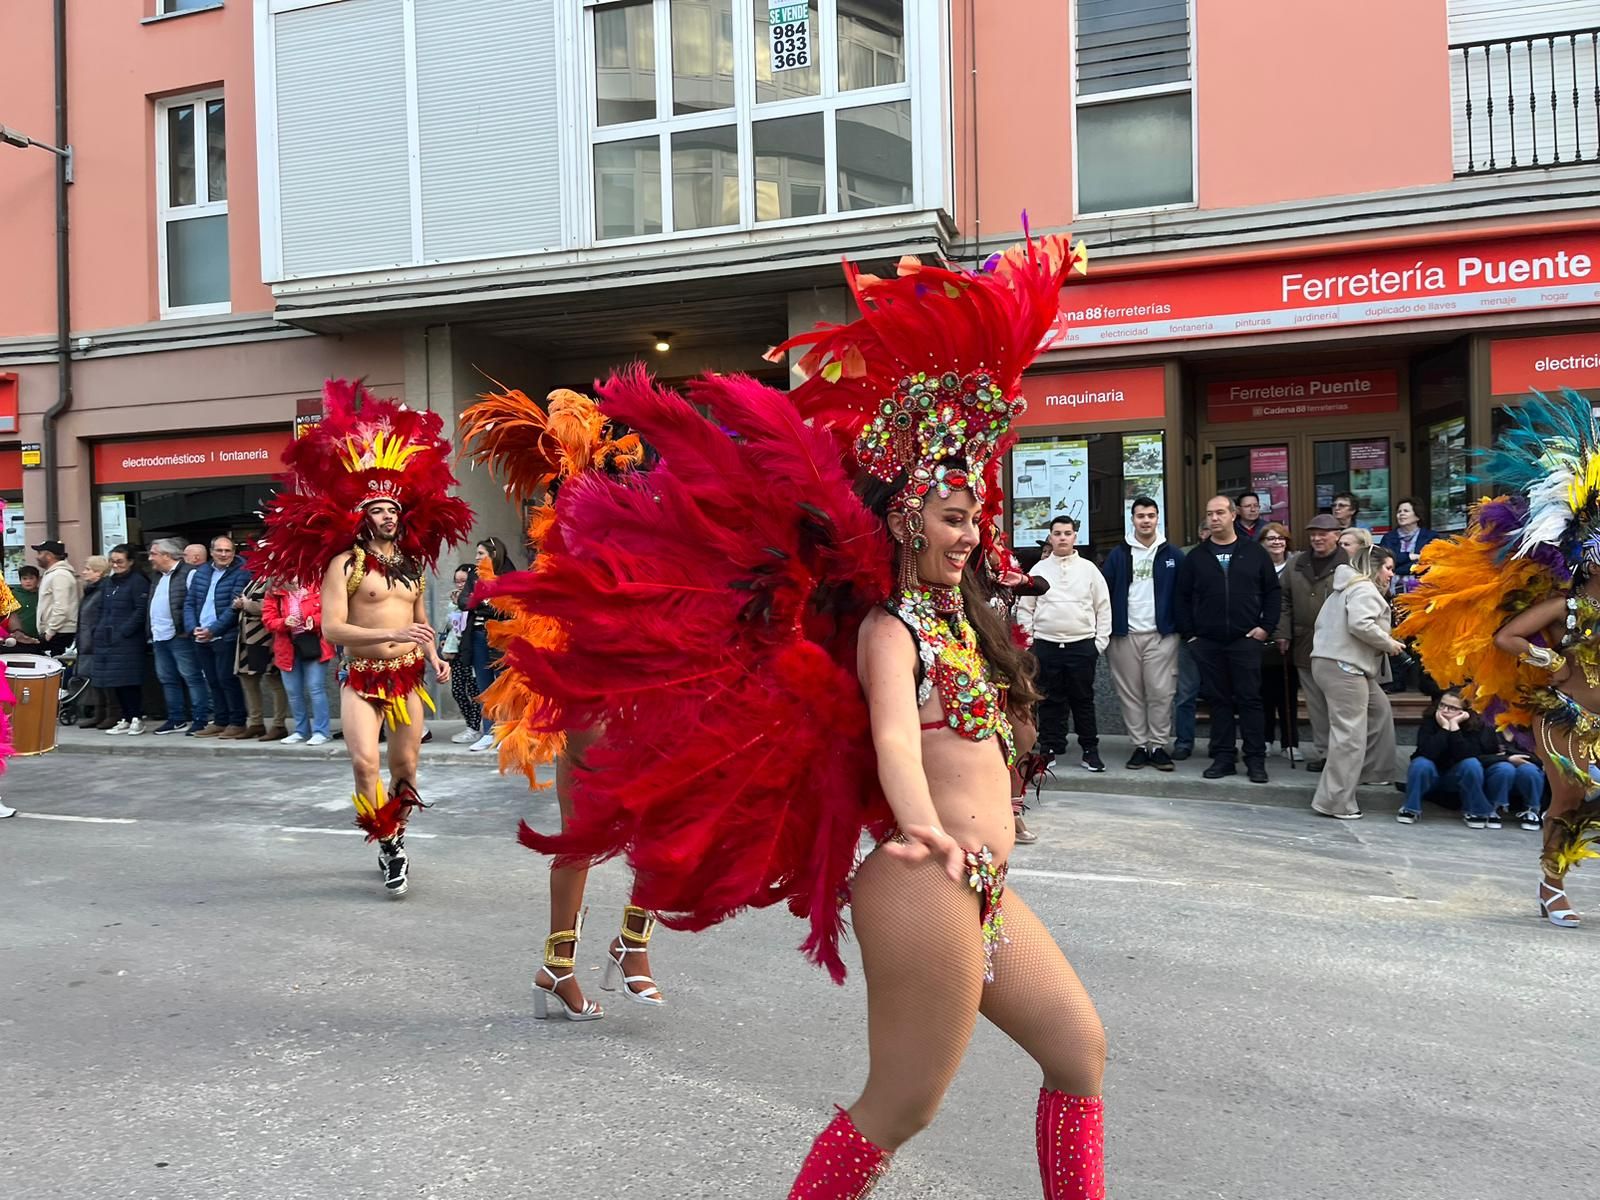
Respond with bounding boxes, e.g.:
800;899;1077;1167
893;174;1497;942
458;385;664;1020
506;234;1107;1197
257;380;473;897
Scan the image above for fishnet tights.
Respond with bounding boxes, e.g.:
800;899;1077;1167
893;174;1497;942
845;849;1106;1152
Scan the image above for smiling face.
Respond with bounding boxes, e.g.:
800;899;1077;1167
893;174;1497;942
210;538;236;569
894;489;980;587
1131;503;1159;543
1261;528;1287;561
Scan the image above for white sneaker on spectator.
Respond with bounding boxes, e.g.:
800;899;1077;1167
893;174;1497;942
0;799;16;818
306;733;330;747
281;733;307;745
469;734;496;753
104;720;130;735
126;718;145;736
450;728;480;744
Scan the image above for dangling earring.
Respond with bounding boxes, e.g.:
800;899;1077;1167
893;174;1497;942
898;508;926;593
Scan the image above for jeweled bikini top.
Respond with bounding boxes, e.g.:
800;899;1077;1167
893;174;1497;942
893;583;1014;762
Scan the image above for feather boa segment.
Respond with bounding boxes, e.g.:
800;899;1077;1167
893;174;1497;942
503;367;896;981
256;379;474;587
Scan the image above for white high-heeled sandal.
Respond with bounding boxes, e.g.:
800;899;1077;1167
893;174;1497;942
533;909;603;1021
603;905;665;1006
1538;881;1581;929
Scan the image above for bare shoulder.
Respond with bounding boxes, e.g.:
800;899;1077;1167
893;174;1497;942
325;549;354;576
858;606;917;672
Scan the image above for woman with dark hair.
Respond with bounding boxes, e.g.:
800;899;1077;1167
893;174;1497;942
1259;522;1297;756
502;235;1107;1196
460;536;513;753
95;544;151;736
443;563;483;743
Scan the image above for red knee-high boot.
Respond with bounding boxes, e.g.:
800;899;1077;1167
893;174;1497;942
787;1107;891;1199
1036;1089;1105;1199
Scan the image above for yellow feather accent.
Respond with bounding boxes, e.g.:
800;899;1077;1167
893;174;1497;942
352;778;387;820
1072;240;1089;274
821;361;844;383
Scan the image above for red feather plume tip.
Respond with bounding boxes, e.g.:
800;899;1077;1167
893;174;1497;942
504;364;895;982
254;379;474;586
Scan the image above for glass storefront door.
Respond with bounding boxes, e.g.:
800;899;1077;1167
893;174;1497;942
1214;442;1292;532
1313;437;1392;534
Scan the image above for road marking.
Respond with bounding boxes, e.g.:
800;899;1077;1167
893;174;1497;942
279;826;437;839
18;813;137;825
1008;867;1187;886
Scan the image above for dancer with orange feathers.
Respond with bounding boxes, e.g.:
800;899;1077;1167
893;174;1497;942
458;385;664;1020
468;230;1111;1197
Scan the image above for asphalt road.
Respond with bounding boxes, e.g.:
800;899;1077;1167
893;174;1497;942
2;752;1594;1199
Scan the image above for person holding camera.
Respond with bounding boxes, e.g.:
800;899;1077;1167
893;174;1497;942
1308;534;1403;819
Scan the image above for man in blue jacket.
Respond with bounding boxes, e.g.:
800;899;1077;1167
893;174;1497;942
1100;495;1184;771
1176;496;1282;783
184;535;252;737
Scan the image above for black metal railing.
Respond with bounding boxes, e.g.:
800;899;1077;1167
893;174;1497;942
1452;27;1600;175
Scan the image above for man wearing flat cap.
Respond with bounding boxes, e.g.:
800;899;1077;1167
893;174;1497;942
32;539;80;657
1278;514;1348;770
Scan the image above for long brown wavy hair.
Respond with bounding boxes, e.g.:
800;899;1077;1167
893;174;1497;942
856;467;1041;714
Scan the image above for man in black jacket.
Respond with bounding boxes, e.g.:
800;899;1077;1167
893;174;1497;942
1176;495;1282;783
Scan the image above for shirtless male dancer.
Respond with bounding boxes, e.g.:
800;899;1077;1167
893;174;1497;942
320;499;450;896
254;379;473;897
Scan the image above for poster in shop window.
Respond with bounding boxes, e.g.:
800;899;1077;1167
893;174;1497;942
1120;433;1165;540
768;4;811;71
1011;438;1089;549
98;494;128;557
1427;417;1469;533
2;503;24;585
1348;440;1392;533
1248;445;1291;528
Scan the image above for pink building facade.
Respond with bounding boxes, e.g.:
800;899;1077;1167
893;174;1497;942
2;1;1598;569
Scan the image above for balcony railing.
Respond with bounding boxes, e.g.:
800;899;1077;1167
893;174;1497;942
1451;27;1600;176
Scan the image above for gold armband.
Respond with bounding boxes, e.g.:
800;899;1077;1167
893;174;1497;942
1520;645;1566;672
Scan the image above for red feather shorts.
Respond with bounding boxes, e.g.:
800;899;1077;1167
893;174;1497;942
343;646;436;729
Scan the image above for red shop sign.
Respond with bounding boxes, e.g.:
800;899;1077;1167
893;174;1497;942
1206;370;1399;424
0;448;20;492
1046;230;1600;348
1489;331;1600;396
0;373;17;435
94;429;291;485
1014;365;1166;427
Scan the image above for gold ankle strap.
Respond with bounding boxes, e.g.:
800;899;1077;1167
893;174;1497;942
544;907;587;968
619;904;656;945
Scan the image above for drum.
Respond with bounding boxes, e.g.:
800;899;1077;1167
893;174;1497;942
2;653;64;756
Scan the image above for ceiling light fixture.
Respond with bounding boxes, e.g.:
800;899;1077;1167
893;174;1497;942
653;333;672;353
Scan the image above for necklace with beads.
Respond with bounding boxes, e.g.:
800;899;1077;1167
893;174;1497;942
893;583;1014;762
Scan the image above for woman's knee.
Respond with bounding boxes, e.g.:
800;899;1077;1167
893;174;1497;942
853;1089;945;1151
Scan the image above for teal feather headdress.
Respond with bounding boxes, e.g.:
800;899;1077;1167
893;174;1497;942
1473;388;1600;565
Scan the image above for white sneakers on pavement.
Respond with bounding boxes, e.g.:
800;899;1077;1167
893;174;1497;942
469;734;496;753
306;733;330;747
104;720;129;735
450;728;481;744
0;799;16;818
281;733;306;745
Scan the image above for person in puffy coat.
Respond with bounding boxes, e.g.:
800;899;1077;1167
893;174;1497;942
93;544;151;736
75;556;117;729
1308;533;1403;819
261;580;335;744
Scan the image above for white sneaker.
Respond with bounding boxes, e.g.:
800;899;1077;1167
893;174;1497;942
450;728;480;744
126;718;145;736
104;720;130;735
281;733;307;745
469;734;496;753
306;733;330;747
0;800;16;818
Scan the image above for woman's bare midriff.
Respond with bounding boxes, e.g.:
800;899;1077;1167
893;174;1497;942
918;708;1016;861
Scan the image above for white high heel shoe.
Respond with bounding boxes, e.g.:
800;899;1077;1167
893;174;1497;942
1538;880;1581;928
532;910;603;1021
602;905;665;1007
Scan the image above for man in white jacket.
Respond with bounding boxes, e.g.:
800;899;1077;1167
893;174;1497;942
32;539;80;657
1018;516;1112;772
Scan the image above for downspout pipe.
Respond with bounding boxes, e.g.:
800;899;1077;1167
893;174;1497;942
43;0;71;541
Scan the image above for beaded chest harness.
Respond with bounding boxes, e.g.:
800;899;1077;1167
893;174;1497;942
894;583;1015;763
1558;592;1600;687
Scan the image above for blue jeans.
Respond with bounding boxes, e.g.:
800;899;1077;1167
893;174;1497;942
471;625;500;737
1404;757;1492;817
1485;759;1545;815
197;636;247;727
152;637;209;725
281;658;331;737
1173;639;1199;750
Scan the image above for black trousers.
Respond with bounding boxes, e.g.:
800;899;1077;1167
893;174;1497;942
1191;636;1266;766
1033;637;1098;753
1260;650;1299;748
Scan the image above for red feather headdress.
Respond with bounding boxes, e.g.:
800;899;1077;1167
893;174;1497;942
256;379;474;586
771;233;1086;572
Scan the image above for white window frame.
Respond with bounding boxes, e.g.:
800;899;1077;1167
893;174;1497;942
1069;0;1199;220
157;0;225;15
580;0;925;245
155;89;231;318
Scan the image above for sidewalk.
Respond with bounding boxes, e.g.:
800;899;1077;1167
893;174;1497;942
50;723;1373;812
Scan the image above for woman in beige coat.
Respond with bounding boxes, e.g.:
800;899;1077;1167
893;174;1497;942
1309;533;1404;819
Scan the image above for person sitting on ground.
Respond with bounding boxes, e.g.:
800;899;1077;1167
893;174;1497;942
1484;726;1546;833
1400;688;1503;828
1308;536;1403;820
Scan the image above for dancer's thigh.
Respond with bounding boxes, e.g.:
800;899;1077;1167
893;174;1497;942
980;890;1106;1097
847;848;986;1149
